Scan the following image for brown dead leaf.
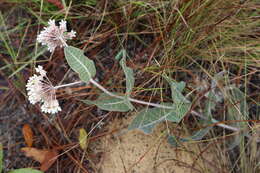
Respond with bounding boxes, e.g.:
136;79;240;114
22;124;34;147
21;147;58;171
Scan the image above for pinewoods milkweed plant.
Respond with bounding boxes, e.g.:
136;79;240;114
27;19;239;139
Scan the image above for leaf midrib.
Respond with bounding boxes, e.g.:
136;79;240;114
137;109;176;129
67;48;92;78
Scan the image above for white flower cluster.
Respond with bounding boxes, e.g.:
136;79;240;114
37;19;76;52
26;66;61;114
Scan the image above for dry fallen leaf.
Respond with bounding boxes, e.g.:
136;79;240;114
22;124;34;147
21;147;58;171
79;128;88;150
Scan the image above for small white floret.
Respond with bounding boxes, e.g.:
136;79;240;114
26;74;44;104
41;99;62;114
35;65;47;76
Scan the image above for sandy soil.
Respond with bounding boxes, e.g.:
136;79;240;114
95;115;223;173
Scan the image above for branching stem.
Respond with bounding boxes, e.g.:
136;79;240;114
56;79;240;132
89;79;173;109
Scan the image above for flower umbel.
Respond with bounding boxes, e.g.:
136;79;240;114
37;19;76;52
26;66;61;114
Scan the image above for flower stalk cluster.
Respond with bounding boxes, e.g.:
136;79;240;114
37;19;76;52
26;66;61;114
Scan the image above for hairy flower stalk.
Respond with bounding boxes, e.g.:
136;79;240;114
37;19;76;52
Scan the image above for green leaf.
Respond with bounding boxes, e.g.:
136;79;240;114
8;168;43;173
229;87;249;118
165;103;191;122
128;103;191;134
164;76;190;104
168;127;211;147
227;87;249;129
120;57;134;96
115;49;126;61
203;72;226;119
204;91;217;119
0;143;3;173
186;127;211;140
167;135;182;147
128;107;169;134
64;46;96;83
82;93;134;112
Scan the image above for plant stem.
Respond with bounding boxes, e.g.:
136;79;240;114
89;79;172;109
54;81;83;89
190;111;240;132
89;79;240;132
